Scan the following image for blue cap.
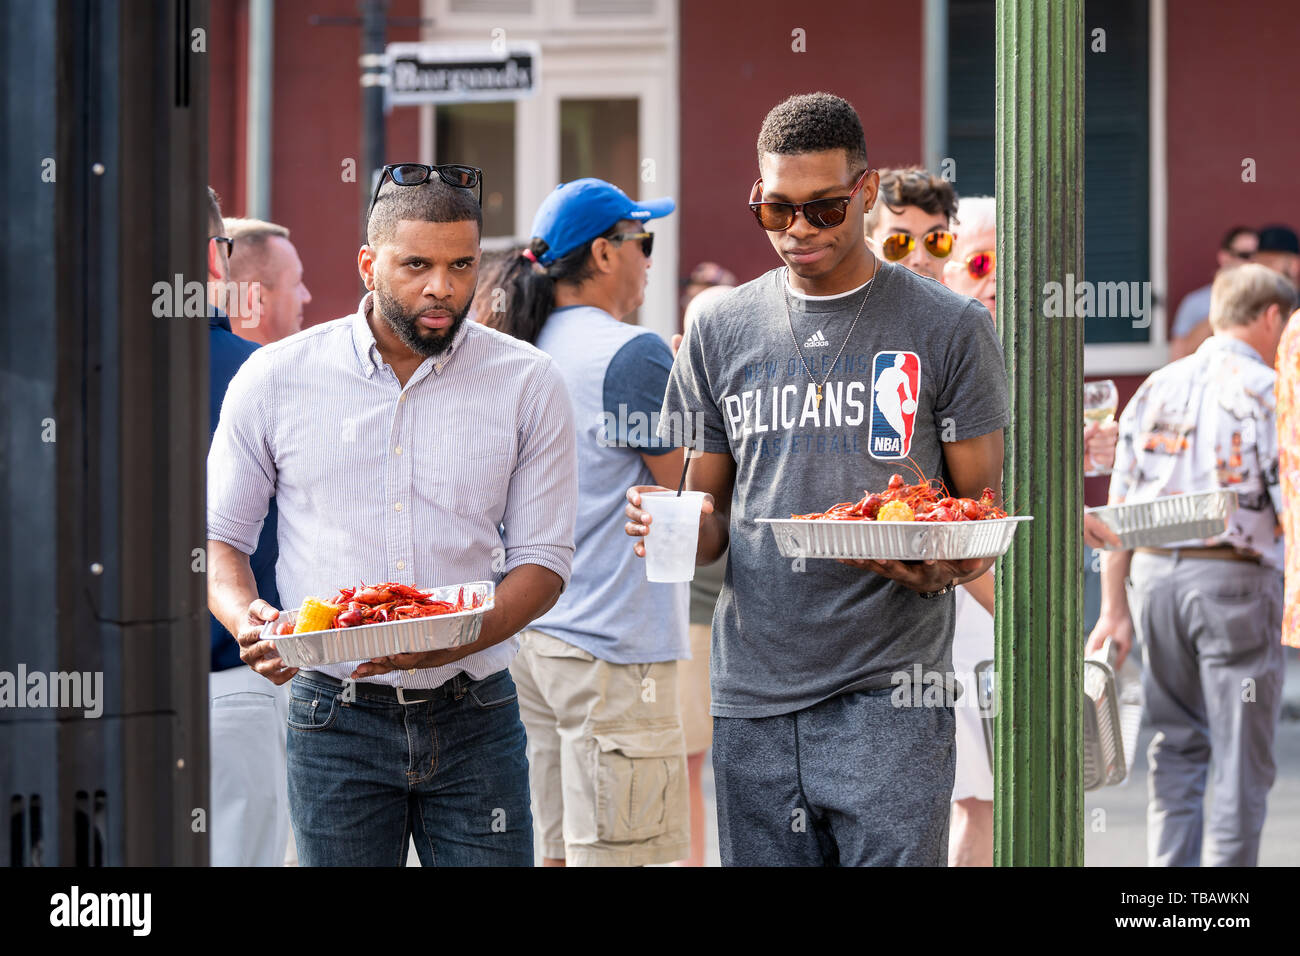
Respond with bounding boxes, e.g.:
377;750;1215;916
529;178;674;265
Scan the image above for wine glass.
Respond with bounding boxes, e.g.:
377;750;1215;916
1083;379;1119;477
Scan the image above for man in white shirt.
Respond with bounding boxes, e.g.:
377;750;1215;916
207;167;578;866
863;167;958;282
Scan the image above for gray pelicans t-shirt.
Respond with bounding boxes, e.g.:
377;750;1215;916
660;262;1010;718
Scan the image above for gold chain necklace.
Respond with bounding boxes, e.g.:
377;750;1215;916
783;257;879;409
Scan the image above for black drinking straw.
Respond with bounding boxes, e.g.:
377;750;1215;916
675;448;690;497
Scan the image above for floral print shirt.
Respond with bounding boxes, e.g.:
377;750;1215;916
1110;335;1283;570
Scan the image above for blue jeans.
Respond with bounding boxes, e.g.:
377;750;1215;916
286;669;533;866
712;687;954;866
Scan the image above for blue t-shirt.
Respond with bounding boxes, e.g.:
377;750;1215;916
209;307;280;671
532;306;690;663
1172;283;1213;339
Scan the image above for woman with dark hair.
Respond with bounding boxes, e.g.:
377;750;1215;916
467;244;521;326
471;243;553;339
500;178;695;868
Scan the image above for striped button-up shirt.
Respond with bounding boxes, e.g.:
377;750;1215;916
207;293;578;688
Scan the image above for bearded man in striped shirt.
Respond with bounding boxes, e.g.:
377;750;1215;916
207;169;578;866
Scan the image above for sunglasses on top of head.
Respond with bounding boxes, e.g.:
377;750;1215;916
871;227;956;262
366;163;483;221
748;167;872;231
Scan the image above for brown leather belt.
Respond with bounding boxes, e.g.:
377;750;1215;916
1134;545;1261;564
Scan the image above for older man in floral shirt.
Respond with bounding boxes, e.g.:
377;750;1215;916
1088;263;1295;867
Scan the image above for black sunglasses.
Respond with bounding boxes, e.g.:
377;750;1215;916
210;235;234;257
748;168;872;231
366;163;483;221
605;230;654;258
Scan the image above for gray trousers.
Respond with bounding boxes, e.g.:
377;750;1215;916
1127;551;1285;867
712;688;954;866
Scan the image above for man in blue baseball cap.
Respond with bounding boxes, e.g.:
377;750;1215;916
483;178;692;866
527;177;674;264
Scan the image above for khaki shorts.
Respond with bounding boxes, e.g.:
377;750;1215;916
680;623;713;755
511;630;689;866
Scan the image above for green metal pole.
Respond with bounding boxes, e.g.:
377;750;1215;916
993;0;1085;866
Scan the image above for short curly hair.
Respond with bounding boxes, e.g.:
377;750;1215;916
863;166;959;235
757;92;868;172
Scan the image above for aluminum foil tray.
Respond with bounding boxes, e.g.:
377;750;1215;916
972;650;1133;789
972;655;1131;788
1085;490;1237;551
1083;658;1127;791
757;516;1033;561
262;580;494;668
1117;673;1144;777
975;659;996;773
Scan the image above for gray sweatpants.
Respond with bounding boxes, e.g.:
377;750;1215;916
712;687;954;866
1127;551;1285;867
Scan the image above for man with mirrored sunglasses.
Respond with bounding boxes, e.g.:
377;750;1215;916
863;167;960;282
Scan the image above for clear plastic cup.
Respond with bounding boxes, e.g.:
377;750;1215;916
1083;379;1118;477
641;491;705;583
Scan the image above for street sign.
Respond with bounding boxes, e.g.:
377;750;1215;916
385;42;540;106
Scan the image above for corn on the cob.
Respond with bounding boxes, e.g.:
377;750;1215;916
877;500;915;521
294;598;341;633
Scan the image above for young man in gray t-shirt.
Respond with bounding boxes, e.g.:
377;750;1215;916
626;93;1009;866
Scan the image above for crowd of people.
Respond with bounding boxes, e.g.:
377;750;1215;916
200;89;1298;868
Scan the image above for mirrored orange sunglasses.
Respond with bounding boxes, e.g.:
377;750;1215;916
875;228;956;262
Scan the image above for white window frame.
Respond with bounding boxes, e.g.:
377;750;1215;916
419;0;679;342
554;0;668;32
428;0;544;30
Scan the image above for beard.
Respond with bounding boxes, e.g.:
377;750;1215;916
373;280;473;358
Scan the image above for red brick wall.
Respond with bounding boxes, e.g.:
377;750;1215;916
678;2;925;298
207;3;241;217
207;0;423;326
1165;0;1300;330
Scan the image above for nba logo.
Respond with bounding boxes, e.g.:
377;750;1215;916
868;350;921;460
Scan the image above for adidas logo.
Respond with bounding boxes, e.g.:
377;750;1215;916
803;330;830;348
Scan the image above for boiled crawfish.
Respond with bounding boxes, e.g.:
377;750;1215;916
329;582;482;628
792;459;1007;522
